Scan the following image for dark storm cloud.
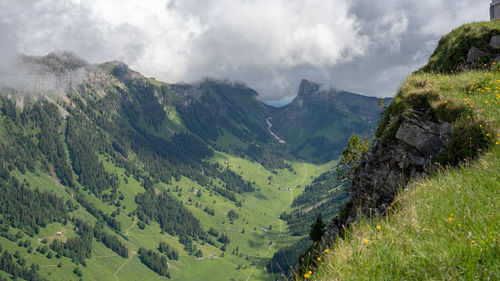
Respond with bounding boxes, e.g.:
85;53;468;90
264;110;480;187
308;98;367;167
0;0;490;101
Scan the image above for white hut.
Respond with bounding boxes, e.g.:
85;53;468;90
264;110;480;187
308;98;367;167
491;0;500;20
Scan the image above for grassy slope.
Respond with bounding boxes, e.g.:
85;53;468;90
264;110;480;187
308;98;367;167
0;67;341;281
308;27;500;280
0;147;333;281
105;151;332;281
422;21;500;73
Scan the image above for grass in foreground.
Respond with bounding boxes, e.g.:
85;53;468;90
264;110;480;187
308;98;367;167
307;68;500;280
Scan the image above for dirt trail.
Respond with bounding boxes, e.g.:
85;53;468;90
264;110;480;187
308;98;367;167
114;251;137;281
124;216;137;236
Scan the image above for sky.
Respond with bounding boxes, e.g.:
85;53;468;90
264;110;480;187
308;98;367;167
0;0;491;103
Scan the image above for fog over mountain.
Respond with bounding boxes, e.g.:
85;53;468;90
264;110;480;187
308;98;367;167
0;0;489;102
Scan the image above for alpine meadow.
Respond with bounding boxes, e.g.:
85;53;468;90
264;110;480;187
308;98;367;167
0;1;499;281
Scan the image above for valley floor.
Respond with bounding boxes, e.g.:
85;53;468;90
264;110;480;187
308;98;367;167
0;151;335;281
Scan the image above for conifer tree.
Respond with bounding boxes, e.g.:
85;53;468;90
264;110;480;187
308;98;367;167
309;213;326;242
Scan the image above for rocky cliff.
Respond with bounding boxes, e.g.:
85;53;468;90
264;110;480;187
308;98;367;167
331;24;499;230
344;109;452;222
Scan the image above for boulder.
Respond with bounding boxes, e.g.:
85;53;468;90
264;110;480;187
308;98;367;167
490;35;500;49
466;47;491;63
344;109;452;222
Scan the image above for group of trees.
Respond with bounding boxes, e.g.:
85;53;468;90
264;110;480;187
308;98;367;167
138;248;169;277
217;233;230;244
74;219;128;258
51;235;92;265
245;144;290;170
336;134;370;185
0;166;67;235
203;206;215;216
158;242;178;260
94;228;128;258
0;98;68;183
33;103;74;187
226;210;239;222
0;250;46;281
50;219;128;264
280;171;347;236
76;195;121;231
178;235;204;256
207;227;219;237
135;189;207;241
66;114;119;197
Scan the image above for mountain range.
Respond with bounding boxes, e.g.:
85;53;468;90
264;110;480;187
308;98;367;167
0;51;386;281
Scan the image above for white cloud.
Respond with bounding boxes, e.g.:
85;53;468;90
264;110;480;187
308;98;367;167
0;0;491;100
372;12;409;53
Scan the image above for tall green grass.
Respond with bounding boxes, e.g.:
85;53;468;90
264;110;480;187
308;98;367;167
307;64;500;280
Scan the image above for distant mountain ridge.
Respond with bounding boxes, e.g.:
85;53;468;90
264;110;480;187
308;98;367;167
5;51;386;164
271;79;391;162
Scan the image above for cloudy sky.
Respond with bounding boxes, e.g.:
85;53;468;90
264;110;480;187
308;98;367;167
0;0;490;103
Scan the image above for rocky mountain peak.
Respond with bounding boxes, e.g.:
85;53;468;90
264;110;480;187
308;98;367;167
298;79;320;97
22;50;89;74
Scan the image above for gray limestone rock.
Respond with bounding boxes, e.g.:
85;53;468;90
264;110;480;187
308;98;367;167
466;47;491;63
490;35;500;49
345;109;452;221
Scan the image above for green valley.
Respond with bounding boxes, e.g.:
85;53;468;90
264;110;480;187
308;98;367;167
0;51;381;281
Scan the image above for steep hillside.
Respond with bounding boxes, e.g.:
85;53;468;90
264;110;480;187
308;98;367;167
0;51;358;281
304;21;500;280
271;79;390;163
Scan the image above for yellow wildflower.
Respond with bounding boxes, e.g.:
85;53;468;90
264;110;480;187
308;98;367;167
304;273;310;278
448;217;454;222
376;225;381;230
324;249;329;253
317;257;321;262
364;239;369;244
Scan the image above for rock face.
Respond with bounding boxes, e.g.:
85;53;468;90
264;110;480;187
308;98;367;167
297;79;321;98
466;47;491;64
345;109;452;222
459;35;500;70
490;35;500;49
